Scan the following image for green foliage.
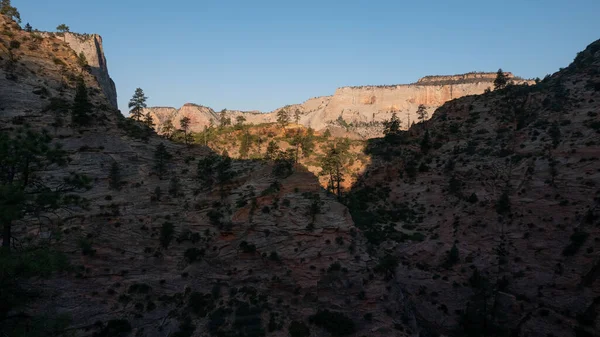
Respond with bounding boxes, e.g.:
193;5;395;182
239;131;252;159
383;112;401;138
309;310;355;336
272;150;294;178
562;231;589;256
276;107;290;128
494;68;508;90
71;77;92;126
265;140;279;160
0;0;21;23
416;104;428;124
24;22;31;32
117;118;151;141
168;176;180;197
77;51;88;68
0;129;89;250
128;88;147;121
153;143;172;179
289;321;310;337
300;128;316;157
420;130;431;154
180;116;192;145
197;153;219;187
56;24;69;33
8;39;19;49
160;222;174;248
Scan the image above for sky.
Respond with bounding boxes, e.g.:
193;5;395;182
16;0;600;113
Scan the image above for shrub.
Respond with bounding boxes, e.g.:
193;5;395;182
184;248;205;263
98;319;131;337
309;310;355;336
289;321;310;337
562;231;589;256
9;40;20;49
160;222;175;248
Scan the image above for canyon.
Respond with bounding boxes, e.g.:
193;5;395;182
1;10;600;337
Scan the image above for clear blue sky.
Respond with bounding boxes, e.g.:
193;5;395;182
16;0;600;113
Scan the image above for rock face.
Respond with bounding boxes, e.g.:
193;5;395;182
148;73;533;138
46;32;118;109
347;40;600;336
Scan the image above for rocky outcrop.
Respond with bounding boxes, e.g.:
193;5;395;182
148;72;533;138
47;32;118;109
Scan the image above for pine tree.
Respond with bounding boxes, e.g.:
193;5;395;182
416;104;428;125
161;119;175;139
239;131;252;159
235;115;246;129
1;128;89;250
72;77;92;126
56;23;69;33
77;52;88;69
265;140;279;160
494;68;508;90
128;88;147;121
294;109;301;124
383;112;401;137
144;112;154;129
219;109;231;128
153;143;172;179
56;24;69;42
277;108;290;129
0;0;21;23
180;116;191;146
300;128;315;158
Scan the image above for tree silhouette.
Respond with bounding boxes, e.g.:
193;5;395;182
265;140;279;160
71;77;92;126
383;112;401;137
161;119;175;139
153;143;172;179
180;117;191;146
494;69;508;90
24;23;32;32
416;104;428;125
128;88;147;121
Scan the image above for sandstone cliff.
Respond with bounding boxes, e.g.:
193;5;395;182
40;31;118;109
148;73;533;138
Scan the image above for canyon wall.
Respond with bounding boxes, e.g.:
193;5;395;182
147;72;533;138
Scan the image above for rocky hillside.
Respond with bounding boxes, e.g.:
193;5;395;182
147;72;533;139
0;14;415;337
346;39;600;336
